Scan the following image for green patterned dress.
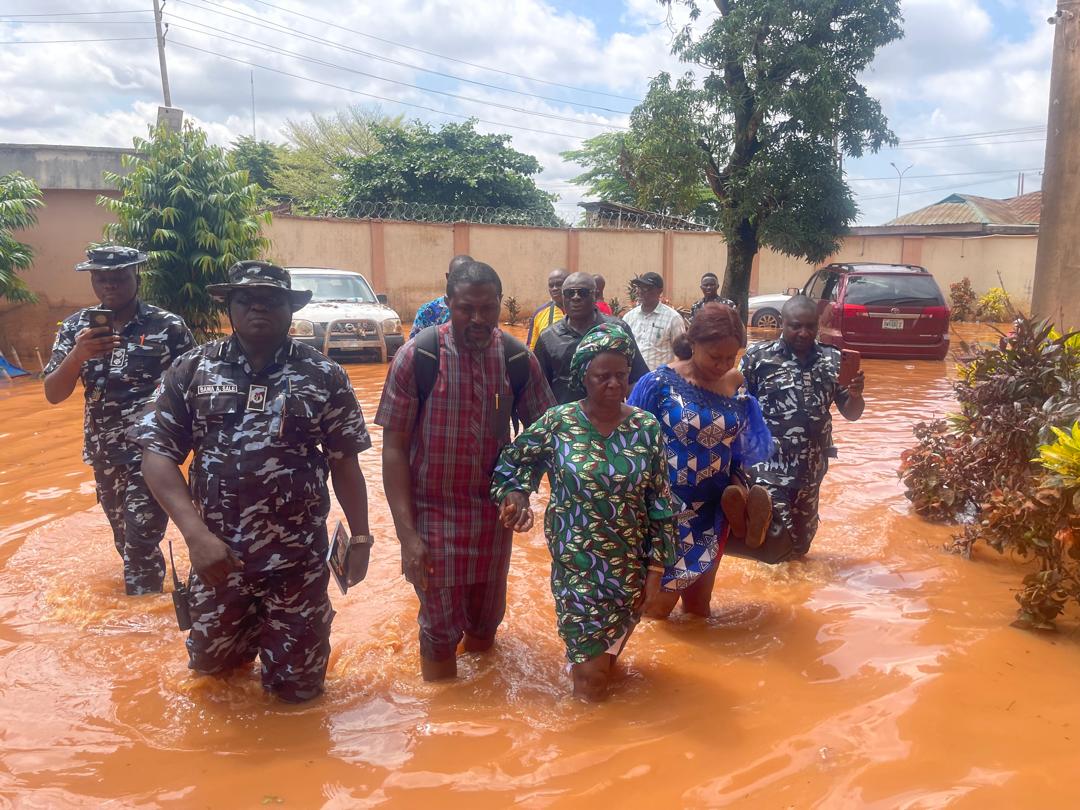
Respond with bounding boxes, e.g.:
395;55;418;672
491;403;677;663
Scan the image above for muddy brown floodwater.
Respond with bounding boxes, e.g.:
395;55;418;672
1;323;1079;808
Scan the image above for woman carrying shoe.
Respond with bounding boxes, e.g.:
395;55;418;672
492;323;677;702
627;302;773;619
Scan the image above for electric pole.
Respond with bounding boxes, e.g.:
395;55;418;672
1032;1;1080;329
251;71;257;139
153;0;171;107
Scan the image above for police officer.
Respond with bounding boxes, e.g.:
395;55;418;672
133;260;372;703
735;296;866;561
44;246;195;595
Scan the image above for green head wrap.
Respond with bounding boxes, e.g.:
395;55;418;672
569;322;636;390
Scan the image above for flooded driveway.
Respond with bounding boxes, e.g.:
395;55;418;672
1;324;1078;808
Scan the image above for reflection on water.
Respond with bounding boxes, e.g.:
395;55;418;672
1;323;1079;808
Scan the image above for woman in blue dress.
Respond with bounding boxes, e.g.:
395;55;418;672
627;302;773;619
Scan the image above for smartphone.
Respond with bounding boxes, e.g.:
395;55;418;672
838;349;861;387
86;308;113;332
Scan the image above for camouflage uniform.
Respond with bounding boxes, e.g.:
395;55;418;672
129;335;370;702
740;338;850;556
45;301;194;594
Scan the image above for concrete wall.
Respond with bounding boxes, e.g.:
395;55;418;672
0;189;117;369
0;143;130;191
3;206;1041;368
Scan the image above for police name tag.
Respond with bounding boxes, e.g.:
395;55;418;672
246;384;268;412
110;348;127;368
197;384;239;395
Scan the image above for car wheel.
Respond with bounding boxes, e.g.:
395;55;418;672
752;308;781;329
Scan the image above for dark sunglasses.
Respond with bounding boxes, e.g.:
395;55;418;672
563;287;594;299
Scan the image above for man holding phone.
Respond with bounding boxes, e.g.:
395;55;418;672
44;246;194;595
735;296;865;560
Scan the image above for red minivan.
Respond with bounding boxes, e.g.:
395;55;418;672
803;263;951;360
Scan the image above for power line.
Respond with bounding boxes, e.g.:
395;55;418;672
166;21;628;130
167;38;601;140
0;19;154;24
891;136;1047;151
856;174;1023;202
167;1;634;115
187;0;642;103
0;35;157;44
897;126;1045;146
0;9;151;17
846;167;1043;182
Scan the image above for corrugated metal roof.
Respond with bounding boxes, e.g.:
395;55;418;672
886;191;1042;227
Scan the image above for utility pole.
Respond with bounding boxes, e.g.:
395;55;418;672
889;162;914;219
1032;1;1080;329
250;71;257;139
153;0;171;107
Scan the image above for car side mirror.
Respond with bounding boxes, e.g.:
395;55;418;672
377;293;388;305
786;287;800;296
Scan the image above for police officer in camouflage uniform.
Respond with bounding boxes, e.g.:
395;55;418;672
133;261;372;702
44;246;195;595
736;296;865;561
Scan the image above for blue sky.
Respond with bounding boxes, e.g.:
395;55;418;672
0;0;1056;226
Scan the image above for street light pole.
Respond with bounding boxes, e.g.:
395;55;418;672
890;162;914;219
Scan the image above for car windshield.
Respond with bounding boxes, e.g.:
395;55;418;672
844;274;943;306
291;273;376;304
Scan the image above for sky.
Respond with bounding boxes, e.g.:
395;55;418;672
0;0;1057;226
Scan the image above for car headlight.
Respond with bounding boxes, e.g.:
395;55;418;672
289;319;315;337
382;318;402;335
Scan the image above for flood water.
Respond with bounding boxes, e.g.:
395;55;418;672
1;323;1079;808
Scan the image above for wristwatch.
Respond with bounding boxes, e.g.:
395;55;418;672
348;534;375;546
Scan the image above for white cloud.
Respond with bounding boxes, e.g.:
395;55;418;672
0;0;1058;227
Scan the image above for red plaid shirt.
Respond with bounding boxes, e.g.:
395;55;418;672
375;324;554;586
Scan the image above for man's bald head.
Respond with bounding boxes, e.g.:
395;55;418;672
782;295;817;321
548;267;570;308
563;271;596;292
781;295;819;356
448;254;473;277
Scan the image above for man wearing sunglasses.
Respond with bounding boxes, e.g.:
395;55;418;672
534;271;649;404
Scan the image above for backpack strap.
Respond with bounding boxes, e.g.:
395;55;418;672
413;325;440;404
502;332;530;400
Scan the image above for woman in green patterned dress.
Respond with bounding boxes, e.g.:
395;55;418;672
492;323;677;702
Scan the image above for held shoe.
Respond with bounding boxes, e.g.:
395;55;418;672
721;484;748;538
745;485;773;549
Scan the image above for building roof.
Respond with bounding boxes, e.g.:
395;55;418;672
886;191;1042;228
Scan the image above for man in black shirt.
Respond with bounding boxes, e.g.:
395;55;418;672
534;272;648;404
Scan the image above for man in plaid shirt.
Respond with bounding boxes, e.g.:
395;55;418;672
377;260;554;681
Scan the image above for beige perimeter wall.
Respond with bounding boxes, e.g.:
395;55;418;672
2;208;1038;368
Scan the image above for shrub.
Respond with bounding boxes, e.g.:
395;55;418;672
949;277;977;322
899;315;1080;629
976;287;1009;322
608;296;624;317
504;295;522;325
100;123;270;341
0;171;44;304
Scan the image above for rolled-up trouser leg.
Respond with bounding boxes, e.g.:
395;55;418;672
93;462;168;594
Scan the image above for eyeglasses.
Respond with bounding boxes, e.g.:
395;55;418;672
563;287;594;299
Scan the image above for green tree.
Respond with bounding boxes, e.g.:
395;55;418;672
273;105;397;213
336;119;562;226
100;123;270;341
632;0;901;315
562;123;719;221
0;171;44;303
231;135;282;203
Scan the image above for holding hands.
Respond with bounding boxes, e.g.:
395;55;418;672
499;491;534;533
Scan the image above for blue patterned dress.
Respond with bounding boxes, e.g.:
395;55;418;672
628;366;772;591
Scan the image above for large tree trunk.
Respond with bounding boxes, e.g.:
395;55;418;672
722;218;759;323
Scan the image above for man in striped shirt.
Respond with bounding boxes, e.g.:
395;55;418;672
378;260;554;681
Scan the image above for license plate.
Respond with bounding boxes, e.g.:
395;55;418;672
332;339;369;348
882;318;904;330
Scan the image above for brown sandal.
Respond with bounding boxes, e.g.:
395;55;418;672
721;484;748;538
745;485;772;549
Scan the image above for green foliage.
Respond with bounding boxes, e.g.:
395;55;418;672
949;277;977;322
273;105;397;213
504;295;522;325
1037;423;1080;490
100;123;270;341
899;315;1080;628
976;287;1009;322
230;136;282;204
0;171;44;304
608;296;624;317
625;0;901;314
560;133;637;208
335;119;561;226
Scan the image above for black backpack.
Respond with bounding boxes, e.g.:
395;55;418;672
413;325;531;434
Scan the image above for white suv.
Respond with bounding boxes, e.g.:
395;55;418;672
287;268;404;361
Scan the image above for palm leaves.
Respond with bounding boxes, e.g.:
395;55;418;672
100;123;270;341
0;172;44;303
